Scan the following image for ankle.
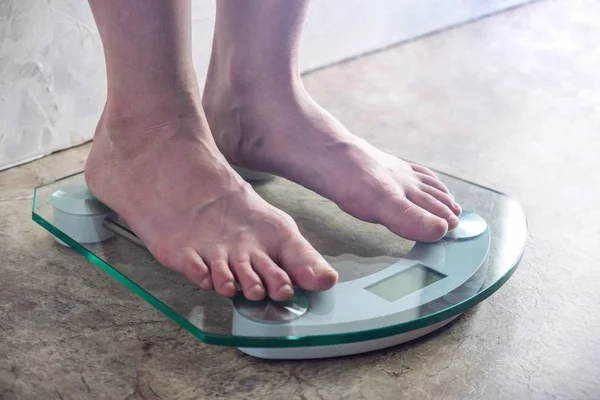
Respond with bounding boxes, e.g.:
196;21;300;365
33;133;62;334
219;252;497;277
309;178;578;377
204;48;302;105
90;92;211;163
104;88;202;136
110;85;200;120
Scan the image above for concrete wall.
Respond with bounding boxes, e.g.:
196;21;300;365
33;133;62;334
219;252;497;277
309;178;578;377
0;0;532;171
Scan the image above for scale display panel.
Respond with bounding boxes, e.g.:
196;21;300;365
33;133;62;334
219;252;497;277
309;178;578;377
365;264;447;302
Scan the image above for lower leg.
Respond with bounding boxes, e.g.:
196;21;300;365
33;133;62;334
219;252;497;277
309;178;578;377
204;0;461;242
89;0;198;120
86;0;337;300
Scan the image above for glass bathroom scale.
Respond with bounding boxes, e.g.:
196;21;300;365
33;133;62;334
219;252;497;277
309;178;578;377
31;168;527;359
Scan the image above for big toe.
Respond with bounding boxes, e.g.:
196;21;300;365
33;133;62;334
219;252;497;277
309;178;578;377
382;197;449;242
278;235;338;292
406;187;460;231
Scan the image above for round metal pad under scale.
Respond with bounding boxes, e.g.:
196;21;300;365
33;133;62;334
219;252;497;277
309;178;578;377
51;184;112;216
51;184;116;244
233;290;309;324
444;211;488;240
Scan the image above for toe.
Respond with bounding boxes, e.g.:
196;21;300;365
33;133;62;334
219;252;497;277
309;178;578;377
230;255;265;300
415;172;452;195
420;184;461;216
251;253;295;301
209;258;237;297
411;164;438;179
381;196;449;242
278;235;338;292
178;248;213;290
406;187;460;230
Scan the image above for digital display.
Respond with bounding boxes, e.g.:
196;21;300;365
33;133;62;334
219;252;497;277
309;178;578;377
364;264;446;302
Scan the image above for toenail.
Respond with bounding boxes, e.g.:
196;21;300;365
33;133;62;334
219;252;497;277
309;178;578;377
224;282;236;292
310;261;331;275
280;284;294;297
200;277;211;287
249;284;263;295
422;217;440;229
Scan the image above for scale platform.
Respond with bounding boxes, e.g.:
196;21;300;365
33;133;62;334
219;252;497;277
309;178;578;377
32;168;527;359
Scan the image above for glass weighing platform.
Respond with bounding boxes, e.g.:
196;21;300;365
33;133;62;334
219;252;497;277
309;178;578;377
32;168;527;359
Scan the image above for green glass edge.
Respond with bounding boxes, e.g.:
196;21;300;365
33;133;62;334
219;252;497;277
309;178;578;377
32;177;527;349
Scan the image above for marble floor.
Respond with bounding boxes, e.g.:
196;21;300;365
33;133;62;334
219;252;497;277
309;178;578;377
1;0;599;399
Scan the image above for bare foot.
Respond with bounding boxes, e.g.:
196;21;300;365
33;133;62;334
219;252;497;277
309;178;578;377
203;71;461;243
84;93;338;301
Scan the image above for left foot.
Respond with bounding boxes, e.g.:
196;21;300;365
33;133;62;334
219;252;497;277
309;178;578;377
203;68;461;243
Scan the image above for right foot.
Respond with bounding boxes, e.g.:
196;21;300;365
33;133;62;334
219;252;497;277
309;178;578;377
84;94;338;301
